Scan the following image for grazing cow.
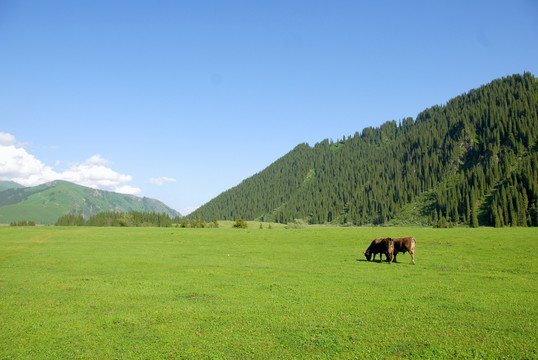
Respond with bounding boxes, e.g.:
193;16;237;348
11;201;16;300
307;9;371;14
392;237;416;264
363;238;394;263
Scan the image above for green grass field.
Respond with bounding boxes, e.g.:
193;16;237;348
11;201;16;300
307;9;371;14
0;226;536;359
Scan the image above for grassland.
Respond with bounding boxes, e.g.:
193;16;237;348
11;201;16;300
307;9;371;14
0;225;536;359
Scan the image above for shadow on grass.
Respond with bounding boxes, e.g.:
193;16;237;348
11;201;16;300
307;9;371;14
356;258;396;264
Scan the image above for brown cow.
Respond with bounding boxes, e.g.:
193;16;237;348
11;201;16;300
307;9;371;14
392;237;416;264
363;238;394;263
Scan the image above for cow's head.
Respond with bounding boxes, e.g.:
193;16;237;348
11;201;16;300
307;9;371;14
363;250;372;261
387;238;394;264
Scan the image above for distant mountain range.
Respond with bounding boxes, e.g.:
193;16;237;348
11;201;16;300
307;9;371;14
0;180;181;224
189;73;537;227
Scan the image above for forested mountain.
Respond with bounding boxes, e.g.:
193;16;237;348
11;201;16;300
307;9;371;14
190;73;538;227
0;180;181;224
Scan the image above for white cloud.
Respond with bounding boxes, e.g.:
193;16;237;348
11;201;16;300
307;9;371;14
0;132;139;195
0;142;57;185
148;176;177;186
61;159;132;189
85;154;110;165
115;185;142;195
181;206;199;216
0;132;16;146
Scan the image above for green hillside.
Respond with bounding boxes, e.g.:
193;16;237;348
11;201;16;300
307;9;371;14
190;73;538;227
0;181;25;192
0;180;181;224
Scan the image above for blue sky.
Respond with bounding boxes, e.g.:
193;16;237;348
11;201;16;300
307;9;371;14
1;0;537;215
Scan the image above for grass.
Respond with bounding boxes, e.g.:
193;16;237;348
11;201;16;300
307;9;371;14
0;226;536;359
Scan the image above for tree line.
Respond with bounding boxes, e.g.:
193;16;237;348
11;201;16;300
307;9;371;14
10;220;36;226
55;212;182;227
188;73;537;227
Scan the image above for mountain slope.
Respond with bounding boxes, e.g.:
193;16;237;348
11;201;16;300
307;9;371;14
0;180;181;224
189;143;315;221
0;181;25;192
190;73;538;226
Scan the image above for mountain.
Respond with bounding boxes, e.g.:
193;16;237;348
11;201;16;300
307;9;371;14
189;73;538;227
0;181;25;192
0;180;181;224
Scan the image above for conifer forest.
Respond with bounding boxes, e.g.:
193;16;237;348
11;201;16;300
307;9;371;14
189;73;538;227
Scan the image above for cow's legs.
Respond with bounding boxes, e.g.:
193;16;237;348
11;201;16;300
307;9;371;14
410;238;416;264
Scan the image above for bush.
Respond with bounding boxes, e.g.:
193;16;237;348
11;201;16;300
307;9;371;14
233;216;248;229
285;219;307;229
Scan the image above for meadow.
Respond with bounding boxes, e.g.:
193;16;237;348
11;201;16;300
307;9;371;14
0;225;536;359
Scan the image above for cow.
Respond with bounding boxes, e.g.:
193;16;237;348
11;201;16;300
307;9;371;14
392;237;416;265
363;237;394;263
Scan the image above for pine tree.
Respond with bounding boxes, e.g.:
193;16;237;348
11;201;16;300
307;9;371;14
471;196;479;228
492;205;502;228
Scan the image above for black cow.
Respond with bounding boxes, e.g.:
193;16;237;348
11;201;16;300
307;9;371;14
363;238;394;263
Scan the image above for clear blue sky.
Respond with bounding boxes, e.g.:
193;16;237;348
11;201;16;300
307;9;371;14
1;0;537;215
